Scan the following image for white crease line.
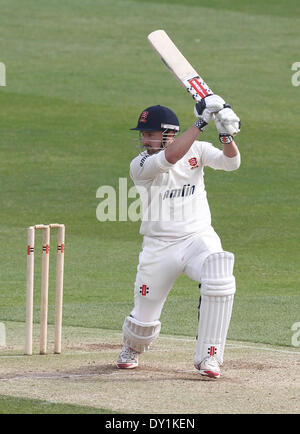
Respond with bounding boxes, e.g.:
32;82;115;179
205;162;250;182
158;336;300;356
0;355;25;359
226;343;300;355
0;369;195;382
1;338;299;359
0;371;123;382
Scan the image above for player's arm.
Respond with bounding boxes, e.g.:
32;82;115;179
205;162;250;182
199;103;241;170
222;140;239;158
214;105;241;154
130;151;174;182
200;141;240;171
165;94;226;164
165;125;202;164
203;99;241;164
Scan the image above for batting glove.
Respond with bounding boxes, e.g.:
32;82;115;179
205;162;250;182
214;107;241;144
194;94;226;131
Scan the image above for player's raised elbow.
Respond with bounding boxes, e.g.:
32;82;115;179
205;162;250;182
223;152;241;171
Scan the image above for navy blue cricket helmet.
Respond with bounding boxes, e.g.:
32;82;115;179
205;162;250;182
131;105;180;132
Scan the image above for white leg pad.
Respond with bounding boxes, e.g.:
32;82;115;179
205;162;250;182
194;251;236;365
122;316;161;353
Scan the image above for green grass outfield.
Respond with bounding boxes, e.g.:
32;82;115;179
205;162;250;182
0;0;299;413
0;395;115;415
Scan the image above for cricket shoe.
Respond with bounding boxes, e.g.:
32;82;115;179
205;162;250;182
194;356;221;379
116;345;139;369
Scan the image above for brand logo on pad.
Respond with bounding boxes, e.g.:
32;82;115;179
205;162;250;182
139;284;149;296
207;346;217;356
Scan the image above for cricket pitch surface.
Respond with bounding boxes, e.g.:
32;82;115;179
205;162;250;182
0;322;299;414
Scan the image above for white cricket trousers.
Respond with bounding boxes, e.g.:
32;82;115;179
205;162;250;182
131;227;223;322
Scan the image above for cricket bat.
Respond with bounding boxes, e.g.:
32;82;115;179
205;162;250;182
147;30;213;102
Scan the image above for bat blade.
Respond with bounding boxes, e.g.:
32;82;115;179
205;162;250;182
147;29;213;101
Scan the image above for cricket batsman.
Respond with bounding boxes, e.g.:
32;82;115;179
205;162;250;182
116;95;241;378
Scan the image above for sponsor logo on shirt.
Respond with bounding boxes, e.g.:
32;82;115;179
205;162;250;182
162;184;195;200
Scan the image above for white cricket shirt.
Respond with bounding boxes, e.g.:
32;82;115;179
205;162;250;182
130;140;240;240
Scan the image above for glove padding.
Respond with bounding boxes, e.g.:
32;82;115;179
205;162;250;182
214;107;241;136
194;94;226;124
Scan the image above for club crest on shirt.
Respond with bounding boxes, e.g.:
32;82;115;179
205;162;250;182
188;157;199;169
